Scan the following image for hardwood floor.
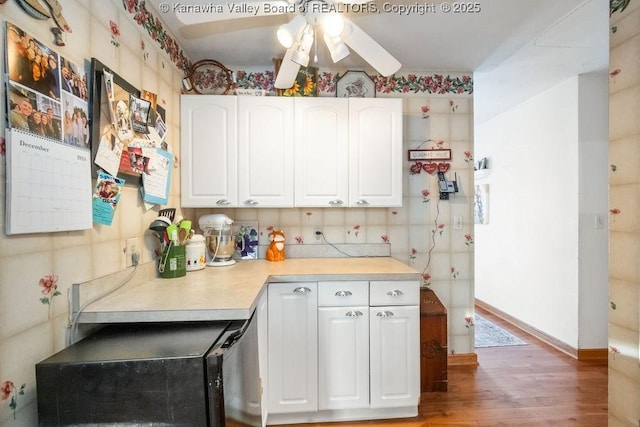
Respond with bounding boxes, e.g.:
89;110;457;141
279;306;608;426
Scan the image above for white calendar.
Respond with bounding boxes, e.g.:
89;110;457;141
5;128;92;234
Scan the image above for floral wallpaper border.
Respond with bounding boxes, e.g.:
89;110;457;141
234;69;473;96
122;0;191;72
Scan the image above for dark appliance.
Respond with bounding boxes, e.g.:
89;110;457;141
36;313;261;427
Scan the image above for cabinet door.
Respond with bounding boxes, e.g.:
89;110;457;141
180;95;237;207
369;305;420;408
237;97;294;207
294;98;349;207
318;306;369;410
267;282;318;414
348;98;403;207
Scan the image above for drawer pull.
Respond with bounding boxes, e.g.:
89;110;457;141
335;290;353;297
244;199;259;206
293;287;312;294
355;199;369;206
377;311;394;318
387;290;404;297
345;310;363;318
216;199;231;205
329;199;344;206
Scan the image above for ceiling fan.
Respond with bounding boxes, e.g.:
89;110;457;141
174;0;401;89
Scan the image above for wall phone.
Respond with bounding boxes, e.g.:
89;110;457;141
437;171;458;200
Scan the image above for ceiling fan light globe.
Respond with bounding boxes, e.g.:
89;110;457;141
322;14;344;37
277;28;295;48
277;15;307;48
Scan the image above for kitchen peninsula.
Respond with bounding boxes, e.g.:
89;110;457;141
75;257;420;323
70;257;422;425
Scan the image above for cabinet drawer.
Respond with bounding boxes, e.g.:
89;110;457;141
369;281;419;306
318;281;369;306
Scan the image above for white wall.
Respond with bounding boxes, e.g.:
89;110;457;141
474;73;608;350
475;77;579;346
577;72;609;348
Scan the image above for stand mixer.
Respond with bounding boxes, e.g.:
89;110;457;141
199;214;236;266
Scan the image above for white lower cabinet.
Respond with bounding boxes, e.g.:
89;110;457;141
266;280;419;424
267;282;318;414
318;280;370;410
369;305;420;408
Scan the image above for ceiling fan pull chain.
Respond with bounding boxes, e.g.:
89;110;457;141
313;27;318;63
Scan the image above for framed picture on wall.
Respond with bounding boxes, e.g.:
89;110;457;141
274;58;318;97
336;70;375;98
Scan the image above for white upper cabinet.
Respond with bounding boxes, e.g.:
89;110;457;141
180;95;237;207
237;97;295;207
294;98;349;207
348;98;403;207
180;96;403;208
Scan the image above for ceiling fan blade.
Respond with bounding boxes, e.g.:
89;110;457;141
340;18;401;76
274;46;301;89
175;0;291;25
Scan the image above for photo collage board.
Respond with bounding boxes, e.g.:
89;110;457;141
90;60;172;225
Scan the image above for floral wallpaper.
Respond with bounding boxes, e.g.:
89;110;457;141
121;0;191;72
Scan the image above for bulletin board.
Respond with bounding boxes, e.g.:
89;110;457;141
88;58;172;216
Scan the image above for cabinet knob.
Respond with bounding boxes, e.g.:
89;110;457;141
355;199;369;206
293;287;312;294
345;310;363;317
244;199;259;206
387;289;404;297
376;311;394;318
335;290;353;297
329;199;344;206
216;199;231;205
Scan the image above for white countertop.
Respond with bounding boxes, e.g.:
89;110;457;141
79;258;420;323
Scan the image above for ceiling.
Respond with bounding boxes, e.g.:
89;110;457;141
148;0;607;71
147;0;609;117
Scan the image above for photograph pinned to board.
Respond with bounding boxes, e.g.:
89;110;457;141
93;126;123;177
129;94;151;134
141;149;173;205
92;171;125;225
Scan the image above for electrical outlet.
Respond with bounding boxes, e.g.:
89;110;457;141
125;237;139;267
453;216;463;230
314;228;323;241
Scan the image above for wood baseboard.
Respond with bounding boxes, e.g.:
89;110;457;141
475;299;608;363
447;353;478;367
577;348;608;362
